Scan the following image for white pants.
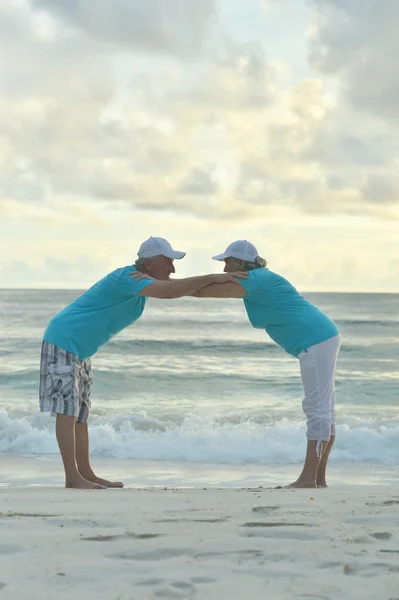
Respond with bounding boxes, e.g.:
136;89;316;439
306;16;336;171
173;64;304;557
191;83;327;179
299;335;341;448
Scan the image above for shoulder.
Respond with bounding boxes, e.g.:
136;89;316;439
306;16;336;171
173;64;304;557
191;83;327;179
106;266;154;296
109;266;133;280
240;268;269;293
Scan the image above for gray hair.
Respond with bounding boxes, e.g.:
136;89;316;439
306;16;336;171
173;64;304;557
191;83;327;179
134;258;147;272
134;254;167;273
243;256;267;271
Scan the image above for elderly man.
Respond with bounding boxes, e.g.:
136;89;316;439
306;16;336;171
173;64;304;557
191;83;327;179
40;237;246;489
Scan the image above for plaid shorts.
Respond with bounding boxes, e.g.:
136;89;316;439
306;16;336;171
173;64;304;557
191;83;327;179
39;341;93;424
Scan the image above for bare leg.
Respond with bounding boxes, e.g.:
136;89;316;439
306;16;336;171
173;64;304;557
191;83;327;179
75;423;124;488
284;440;326;488
316;436;335;487
56;414;105;489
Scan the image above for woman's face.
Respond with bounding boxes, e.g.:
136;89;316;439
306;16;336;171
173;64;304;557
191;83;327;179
223;257;244;273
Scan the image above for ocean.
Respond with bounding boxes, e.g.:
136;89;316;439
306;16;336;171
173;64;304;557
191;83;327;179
0;289;398;487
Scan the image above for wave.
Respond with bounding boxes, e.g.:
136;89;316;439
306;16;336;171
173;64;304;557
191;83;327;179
1;410;399;465
1;337;395;368
336;319;399;327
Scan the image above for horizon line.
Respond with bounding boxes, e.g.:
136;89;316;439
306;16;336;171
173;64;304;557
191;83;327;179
0;287;398;295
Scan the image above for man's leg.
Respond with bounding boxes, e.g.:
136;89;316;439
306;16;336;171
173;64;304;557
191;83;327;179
75;422;124;488
56;414;104;489
74;359;124;488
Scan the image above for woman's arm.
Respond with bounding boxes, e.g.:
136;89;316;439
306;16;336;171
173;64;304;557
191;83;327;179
137;273;247;299
192;282;247;298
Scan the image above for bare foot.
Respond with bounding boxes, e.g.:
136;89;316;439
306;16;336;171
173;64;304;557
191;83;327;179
277;480;317;489
65;476;106;490
89;477;124;488
80;473;124;488
317;481;328;488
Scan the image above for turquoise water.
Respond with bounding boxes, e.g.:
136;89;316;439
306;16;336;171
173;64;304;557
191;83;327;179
0;290;398;467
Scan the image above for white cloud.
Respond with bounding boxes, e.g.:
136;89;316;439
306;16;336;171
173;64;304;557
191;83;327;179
1;0;399;289
2;1;398;223
31;0;216;56
306;0;399;208
308;0;399;119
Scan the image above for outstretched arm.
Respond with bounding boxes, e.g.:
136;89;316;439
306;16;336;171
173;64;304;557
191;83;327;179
192;282;247;298
136;273;247;299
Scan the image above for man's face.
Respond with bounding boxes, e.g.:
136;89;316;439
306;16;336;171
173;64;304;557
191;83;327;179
223;257;244;273
147;255;176;280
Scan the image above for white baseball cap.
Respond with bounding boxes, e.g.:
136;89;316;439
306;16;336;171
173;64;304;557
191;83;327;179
212;240;258;262
138;237;186;260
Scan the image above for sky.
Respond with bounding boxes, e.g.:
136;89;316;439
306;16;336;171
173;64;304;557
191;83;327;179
1;0;398;291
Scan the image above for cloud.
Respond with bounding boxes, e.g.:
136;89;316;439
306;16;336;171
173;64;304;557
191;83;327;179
306;0;399;211
361;175;399;205
0;256;104;287
31;0;216;56
308;0;399;120
178;168;217;196
1;0;399;228
172;43;281;111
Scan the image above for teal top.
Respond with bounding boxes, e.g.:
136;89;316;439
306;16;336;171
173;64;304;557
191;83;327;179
239;268;339;357
44;266;154;359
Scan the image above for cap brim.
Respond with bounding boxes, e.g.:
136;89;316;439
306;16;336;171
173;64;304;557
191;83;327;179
211;253;228;261
163;250;186;260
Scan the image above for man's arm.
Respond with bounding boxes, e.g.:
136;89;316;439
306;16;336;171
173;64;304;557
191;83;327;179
192;282;247;298
138;274;246;299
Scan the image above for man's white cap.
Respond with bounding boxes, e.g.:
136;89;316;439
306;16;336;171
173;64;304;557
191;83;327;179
212;240;258;262
138;236;186;260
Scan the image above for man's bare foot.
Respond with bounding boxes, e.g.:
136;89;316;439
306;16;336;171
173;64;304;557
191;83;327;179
88;477;124;488
79;472;124;488
317;481;328;488
65;476;106;490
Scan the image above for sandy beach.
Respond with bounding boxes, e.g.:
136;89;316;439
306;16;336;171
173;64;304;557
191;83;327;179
1;481;399;600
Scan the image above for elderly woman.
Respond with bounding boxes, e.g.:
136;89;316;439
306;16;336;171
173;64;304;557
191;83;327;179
196;240;341;489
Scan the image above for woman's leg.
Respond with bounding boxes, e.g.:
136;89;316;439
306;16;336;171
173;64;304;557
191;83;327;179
316;436;335;487
286;335;341;488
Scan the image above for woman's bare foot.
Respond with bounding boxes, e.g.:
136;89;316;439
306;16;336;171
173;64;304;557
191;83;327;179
282;479;317;489
65;476;106;490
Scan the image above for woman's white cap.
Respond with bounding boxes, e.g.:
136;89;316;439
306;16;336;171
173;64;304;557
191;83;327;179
138;237;186;259
212;240;258;262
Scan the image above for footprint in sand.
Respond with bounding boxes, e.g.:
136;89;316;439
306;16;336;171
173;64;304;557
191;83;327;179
81;532;163;542
108;548;194;561
194;549;263;562
0;544;24;555
243;521;308;527
0;512;58;518
370;532;392;540
343;562;399;576
318;561;342;569
242;523;323;541
153;581;197;598
293;595;331;600
352;536;373;544
251;506;280;514
153;517;227;524
190;577;216;584
137;577;215;588
137;578;165;586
